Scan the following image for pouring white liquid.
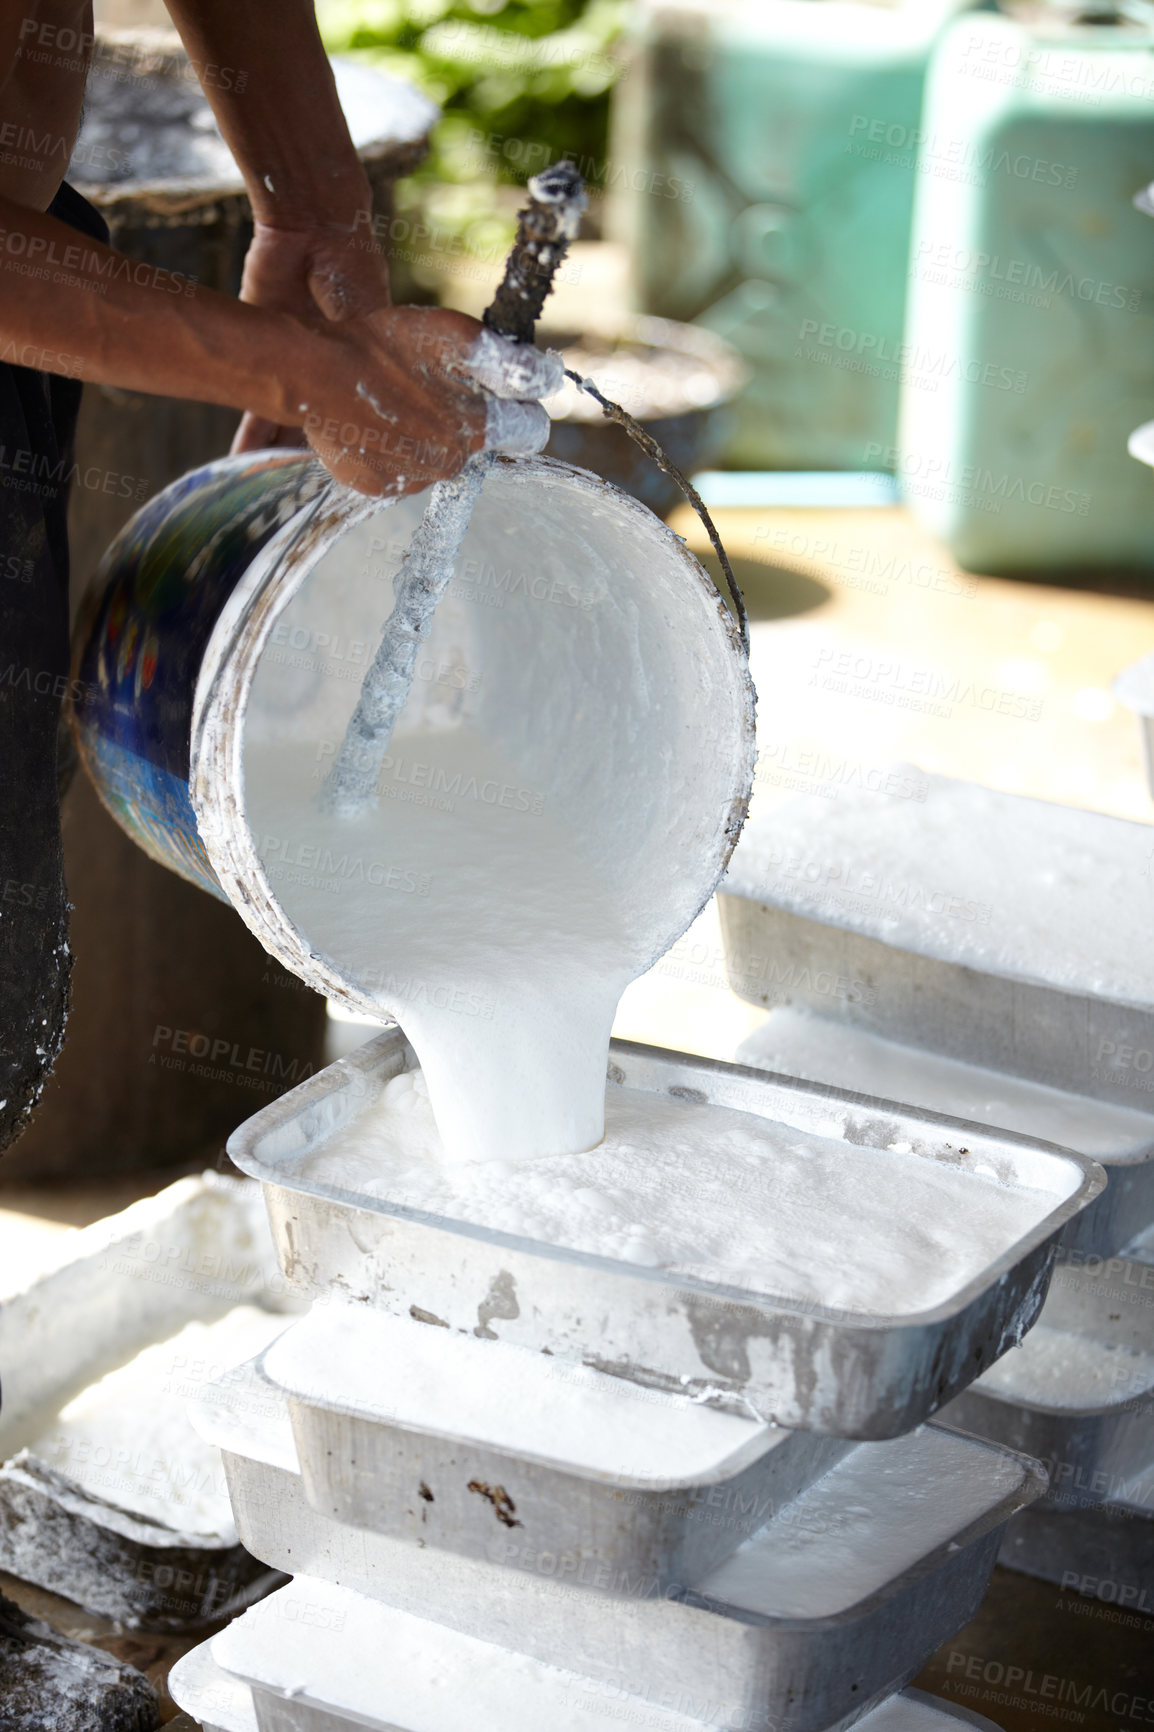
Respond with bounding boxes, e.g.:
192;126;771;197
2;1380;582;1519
246;728;641;1162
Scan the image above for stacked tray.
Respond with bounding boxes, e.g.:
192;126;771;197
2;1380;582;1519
224;1030;1102;1438
1000;1460;1154;1610
942;1237;1154;1514
718;776;1154;1260
733;1015;1154;1606
171;1349;1041;1732
167;1022;1102;1727
0;1172;293;1629
257;1304;851;1588
947;1229;1154;1604
721;774;1154;1605
170;1620;1005;1732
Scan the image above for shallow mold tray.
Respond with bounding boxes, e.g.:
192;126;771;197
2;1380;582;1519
166;1661;1008;1732
942;1246;1154;1512
168;1638;258;1732
229;1030;1102;1439
735;1010;1154;1262
170;1625;1004;1732
259;1303;850;1590
0;1173;291;1629
189;1357;1042;1732
719;776;1154;1259
998;1459;1154;1603
204;1418;1037;1732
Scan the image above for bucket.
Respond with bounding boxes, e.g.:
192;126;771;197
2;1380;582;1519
73;451;755;1160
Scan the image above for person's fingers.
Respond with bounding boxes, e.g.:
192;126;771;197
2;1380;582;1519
273;303;561;497
303;378;483;498
303;438;454;499
356;308;561;412
231;412;309;455
460;327;565;401
359;304;481;378
482;398;552;456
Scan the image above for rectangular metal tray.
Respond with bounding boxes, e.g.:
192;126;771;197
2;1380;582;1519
192;1359;1044;1732
942;1248;1154;1511
170;1631;1003;1732
213;1480;1036;1732
732;1007;1154;1260
998;1462;1154;1609
228;1030;1102;1439
0;1171;284;1456
168;1640;259;1732
260;1303;850;1591
0;1173;292;1630
719;776;1154;1115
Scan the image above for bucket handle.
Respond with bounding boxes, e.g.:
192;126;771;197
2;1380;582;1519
564;369;749;656
483;160;586;346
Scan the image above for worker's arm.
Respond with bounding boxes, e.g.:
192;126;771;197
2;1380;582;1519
160;1;383;305
0;192;504;493
160;0;442;453
0;0;551;493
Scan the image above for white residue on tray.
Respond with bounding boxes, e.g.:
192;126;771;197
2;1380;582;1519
264;1303;774;1485
699;1425;1024;1619
974;1322;1154;1410
725;774;1154;1003
27;1306;287;1540
739;1009;1154;1162
214;1578;725;1732
294;1069;1070;1316
856;1695;983;1732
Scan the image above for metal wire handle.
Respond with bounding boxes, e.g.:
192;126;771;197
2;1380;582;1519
564;368;750;655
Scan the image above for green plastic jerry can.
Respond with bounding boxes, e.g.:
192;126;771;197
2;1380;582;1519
899;5;1154;575
608;0;975;471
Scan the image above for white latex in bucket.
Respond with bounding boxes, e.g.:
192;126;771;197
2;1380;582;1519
192;456;755;1163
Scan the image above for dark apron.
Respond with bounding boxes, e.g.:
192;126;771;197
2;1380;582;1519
0;182;109;1152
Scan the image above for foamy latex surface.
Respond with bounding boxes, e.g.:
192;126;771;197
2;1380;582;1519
293;1068;1071;1317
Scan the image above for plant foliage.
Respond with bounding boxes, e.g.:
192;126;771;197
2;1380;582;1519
317;0;627;260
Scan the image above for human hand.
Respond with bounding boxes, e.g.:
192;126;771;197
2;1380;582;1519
291;304;562;496
231;220;392;453
234;221;561;494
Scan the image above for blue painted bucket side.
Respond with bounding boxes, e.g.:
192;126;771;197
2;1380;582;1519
72;452;330;898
